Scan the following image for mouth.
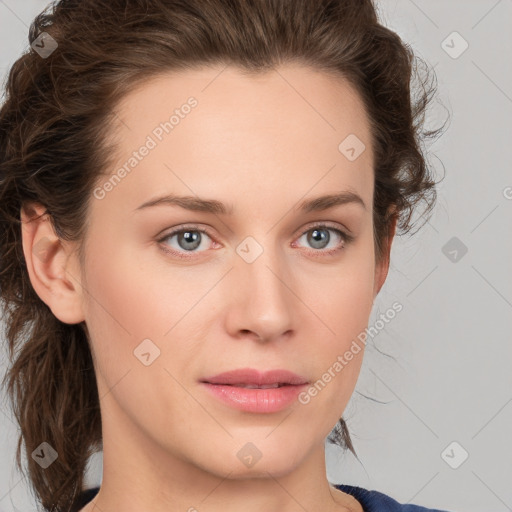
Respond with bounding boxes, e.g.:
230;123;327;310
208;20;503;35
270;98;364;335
210;383;292;388
200;367;309;387
199;368;309;413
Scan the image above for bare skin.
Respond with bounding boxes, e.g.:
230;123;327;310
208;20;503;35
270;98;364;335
21;64;396;512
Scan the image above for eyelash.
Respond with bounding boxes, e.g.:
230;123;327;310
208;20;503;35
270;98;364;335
157;222;355;260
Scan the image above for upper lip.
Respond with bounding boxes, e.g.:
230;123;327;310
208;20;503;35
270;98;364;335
201;368;309;386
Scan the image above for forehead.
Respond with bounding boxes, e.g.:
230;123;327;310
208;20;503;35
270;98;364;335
99;64;374;212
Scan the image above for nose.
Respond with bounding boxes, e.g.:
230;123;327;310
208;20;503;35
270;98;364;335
224;242;295;343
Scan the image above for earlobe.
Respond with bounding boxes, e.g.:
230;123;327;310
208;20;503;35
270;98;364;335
20;202;86;325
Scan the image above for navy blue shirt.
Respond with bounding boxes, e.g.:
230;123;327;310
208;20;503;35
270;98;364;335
334;484;453;511
72;485;453;511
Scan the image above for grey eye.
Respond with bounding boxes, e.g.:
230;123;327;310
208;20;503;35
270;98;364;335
175;230;202;251
307;228;331;249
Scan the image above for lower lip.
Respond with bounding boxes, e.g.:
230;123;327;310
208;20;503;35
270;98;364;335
201;383;308;413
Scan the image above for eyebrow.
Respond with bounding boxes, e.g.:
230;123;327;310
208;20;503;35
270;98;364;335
133;191;366;215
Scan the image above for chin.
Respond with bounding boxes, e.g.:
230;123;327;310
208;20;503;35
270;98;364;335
206;435;309;480
213;457;303;480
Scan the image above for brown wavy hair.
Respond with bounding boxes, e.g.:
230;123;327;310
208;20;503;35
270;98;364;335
0;0;445;510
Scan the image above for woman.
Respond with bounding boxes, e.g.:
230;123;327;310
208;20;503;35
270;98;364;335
0;0;450;511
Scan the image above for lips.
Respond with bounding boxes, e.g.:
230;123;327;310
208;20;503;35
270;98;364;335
200;368;310;413
200;368;309;387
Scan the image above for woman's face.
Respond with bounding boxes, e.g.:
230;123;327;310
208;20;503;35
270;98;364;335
76;64;392;480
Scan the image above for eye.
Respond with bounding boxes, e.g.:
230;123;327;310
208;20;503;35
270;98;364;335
293;223;354;256
157;225;215;259
157;222;354;260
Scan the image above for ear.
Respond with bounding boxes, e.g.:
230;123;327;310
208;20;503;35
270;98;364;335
20;202;85;324
373;207;398;298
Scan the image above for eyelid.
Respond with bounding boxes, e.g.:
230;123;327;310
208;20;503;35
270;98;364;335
156;223;214;240
293;220;353;240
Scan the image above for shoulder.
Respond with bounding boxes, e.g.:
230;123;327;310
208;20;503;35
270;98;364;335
70;486;101;512
333;484;454;512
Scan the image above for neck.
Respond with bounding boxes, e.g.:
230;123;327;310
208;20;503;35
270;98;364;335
83;401;358;512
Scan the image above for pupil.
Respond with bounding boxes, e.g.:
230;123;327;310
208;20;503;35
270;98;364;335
308;228;329;249
179;231;201;250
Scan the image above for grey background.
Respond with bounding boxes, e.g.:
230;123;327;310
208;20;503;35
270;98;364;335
0;1;511;511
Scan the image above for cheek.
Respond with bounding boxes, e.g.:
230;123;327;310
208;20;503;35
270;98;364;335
80;247;204;429
314;272;372;375
81;242;214;382
303;242;376;342
299;241;375;398
83;240;193;333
